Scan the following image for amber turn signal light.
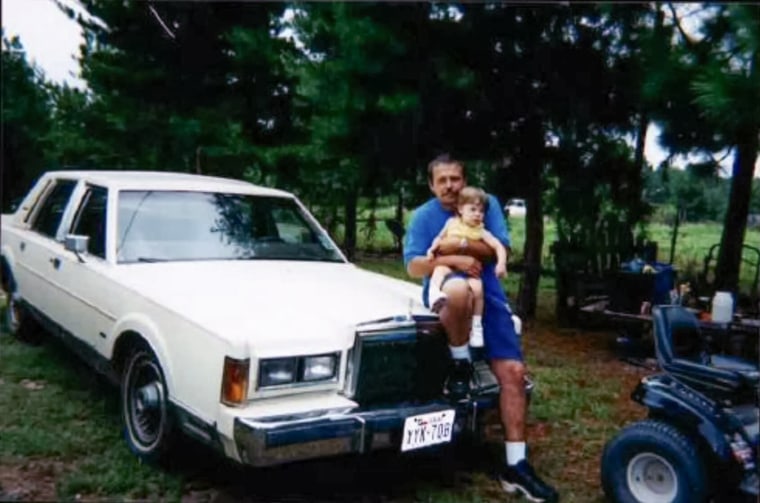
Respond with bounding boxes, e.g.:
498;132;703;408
221;357;250;406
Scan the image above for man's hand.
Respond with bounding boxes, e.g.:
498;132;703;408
437;236;495;263
447;255;482;277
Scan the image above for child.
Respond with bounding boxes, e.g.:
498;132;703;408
426;186;508;347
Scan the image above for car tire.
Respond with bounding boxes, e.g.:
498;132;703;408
121;346;175;463
2;286;42;344
601;419;708;503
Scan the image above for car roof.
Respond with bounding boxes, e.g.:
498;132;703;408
44;170;293;198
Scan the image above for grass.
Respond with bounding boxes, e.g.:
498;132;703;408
0;335;185;501
0;218;755;501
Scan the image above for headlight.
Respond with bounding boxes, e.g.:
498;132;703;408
259;357;297;387
301;354;337;382
258;353;339;389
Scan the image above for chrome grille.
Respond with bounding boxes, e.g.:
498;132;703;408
346;316;449;406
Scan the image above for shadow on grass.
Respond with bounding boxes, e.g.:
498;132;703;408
2;329;505;502
165;439;502;502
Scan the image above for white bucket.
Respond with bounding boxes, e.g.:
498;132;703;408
710;291;734;323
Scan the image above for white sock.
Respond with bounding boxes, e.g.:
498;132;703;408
449;343;471;361
469;316;484;348
506;441;526;466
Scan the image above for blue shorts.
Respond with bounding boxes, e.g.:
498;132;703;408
423;273;523;362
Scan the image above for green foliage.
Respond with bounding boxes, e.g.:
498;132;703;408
1;34;52;209
644;166;731;222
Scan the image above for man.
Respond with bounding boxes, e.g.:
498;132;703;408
403;154;558;503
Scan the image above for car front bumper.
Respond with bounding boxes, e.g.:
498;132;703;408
233;394;498;467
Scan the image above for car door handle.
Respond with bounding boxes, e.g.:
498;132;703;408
19;242;25;252
50;257;61;269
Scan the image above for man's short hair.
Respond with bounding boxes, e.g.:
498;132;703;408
427;153;466;181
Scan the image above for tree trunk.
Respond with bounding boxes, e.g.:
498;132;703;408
344;186;358;262
395;184;404;254
715;45;759;293
517;116;545;320
715;129;758;292
634;113;648;172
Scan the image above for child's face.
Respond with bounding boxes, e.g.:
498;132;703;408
459;201;484;226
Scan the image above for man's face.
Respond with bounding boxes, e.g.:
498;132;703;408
429;163;465;209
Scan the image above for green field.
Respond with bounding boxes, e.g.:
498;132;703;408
352;214;760;292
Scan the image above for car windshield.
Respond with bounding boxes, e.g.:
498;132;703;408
116;191;344;264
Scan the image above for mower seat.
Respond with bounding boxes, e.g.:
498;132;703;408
652;305;759;399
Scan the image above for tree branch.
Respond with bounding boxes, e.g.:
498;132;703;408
148;4;176;40
666;2;696;50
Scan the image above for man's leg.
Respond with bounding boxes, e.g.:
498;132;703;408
429;265;453;312
437;277;474;397
493;357;558;502
437;276;471;347
491;358;526;441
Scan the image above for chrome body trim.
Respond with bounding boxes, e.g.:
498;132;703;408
233;394;498;467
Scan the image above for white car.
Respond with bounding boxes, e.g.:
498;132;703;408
0;171;503;467
504;198;526;218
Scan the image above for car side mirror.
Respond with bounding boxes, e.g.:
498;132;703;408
65;235;89;263
65;234;89;253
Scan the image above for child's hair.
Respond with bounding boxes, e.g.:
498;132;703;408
458;186;488;208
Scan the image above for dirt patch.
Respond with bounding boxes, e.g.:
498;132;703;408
0;458;66;501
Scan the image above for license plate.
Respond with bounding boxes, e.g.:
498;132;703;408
400;409;455;452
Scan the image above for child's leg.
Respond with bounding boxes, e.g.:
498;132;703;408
467;278;484;347
428;265;452;312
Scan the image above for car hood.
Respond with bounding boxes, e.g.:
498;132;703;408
109;260;429;354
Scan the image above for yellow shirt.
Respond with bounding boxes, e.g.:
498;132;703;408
445;218;484;241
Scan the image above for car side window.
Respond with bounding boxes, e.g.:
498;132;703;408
71;186;108;259
30;180;78;238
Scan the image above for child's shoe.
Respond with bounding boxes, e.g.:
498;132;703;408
428;282;447;313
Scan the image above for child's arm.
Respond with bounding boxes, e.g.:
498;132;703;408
482;230;508;278
426;218;454;259
426;235;444;260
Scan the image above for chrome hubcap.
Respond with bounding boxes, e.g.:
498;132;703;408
128;358;164;447
6;293;21;333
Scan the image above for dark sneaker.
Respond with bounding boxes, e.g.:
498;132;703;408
499;460;559;503
445;359;473;399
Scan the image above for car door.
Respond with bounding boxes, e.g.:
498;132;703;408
14;178;79;322
53;184;118;352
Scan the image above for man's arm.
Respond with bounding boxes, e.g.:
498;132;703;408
436;236;508;263
407;254;483;279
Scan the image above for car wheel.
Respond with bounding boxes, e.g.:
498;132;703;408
601;419;707;503
2;288;42;344
121;347;175;462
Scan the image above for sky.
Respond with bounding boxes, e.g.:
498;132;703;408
2;0;757;177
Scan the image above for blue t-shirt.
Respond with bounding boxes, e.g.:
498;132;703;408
403;194;510;305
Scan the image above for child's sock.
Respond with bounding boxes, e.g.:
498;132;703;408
469;315;484;347
506;441;526;466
